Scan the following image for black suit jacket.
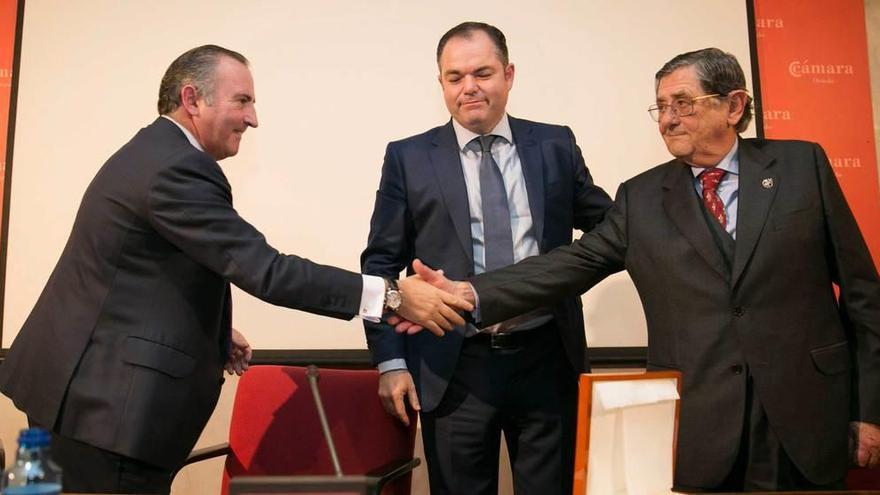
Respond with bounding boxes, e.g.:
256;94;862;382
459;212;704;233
471;139;880;487
0;118;363;469
361;117;611;411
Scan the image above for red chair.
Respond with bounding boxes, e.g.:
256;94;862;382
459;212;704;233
847;467;880;489
181;365;418;495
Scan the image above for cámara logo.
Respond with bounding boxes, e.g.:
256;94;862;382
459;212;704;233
763;109;792;121
788;60;854;78
754;18;784;28
830;157;862;169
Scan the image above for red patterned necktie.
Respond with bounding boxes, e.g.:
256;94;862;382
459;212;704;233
700;167;727;228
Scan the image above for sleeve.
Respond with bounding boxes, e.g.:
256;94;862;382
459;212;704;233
146;152;363;320
360;144;413;365
565;126;614;232
814;142;880;424
472;182;629;326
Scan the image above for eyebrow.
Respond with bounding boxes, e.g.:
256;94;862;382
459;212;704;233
657;90;695;102
443;65;495;77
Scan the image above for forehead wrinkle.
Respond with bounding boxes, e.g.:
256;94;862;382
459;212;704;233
657;88;697;103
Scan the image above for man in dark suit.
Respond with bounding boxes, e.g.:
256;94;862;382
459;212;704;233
361;22;611;495
0;45;470;494
415;47;880;492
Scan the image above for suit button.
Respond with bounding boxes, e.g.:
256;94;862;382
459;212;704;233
731;364;744;374
732;307;744;317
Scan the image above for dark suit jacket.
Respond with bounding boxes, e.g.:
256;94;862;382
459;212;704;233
361;117;611;411
470;139;880;487
0;117;363;469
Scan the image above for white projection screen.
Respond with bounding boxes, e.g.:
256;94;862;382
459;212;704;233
2;0;754;350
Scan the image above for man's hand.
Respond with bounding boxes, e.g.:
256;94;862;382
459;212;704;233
389;259;476;334
378;370;420;426
394;265;473;336
225;327;253;376
850;421;880;468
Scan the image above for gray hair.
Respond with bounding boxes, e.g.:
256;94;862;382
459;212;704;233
655;47;753;133
157;45;248;115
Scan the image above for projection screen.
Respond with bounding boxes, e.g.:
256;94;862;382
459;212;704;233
2;0;754;349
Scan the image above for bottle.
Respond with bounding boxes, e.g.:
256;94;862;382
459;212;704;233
1;428;62;495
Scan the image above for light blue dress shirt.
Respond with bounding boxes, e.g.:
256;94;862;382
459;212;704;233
378;115;546;373
452;115;540;272
691;140;740;239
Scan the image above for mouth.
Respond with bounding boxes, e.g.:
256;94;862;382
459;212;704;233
460;100;486;109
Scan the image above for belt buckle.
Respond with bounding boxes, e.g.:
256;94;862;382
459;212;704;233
489;332;517;351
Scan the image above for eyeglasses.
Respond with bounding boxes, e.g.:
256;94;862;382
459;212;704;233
647;94;721;122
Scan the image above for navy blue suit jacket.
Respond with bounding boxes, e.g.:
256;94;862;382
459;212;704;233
362;116;611;411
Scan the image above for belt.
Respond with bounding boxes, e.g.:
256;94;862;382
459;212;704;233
466;322;552;351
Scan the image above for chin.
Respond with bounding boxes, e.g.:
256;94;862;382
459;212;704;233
665;143;692;159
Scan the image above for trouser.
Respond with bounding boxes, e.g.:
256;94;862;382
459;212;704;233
420;320;579;495
28;418;174;494
674;374;847;493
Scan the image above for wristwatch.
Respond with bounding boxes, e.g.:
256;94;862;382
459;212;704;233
384;278;402;312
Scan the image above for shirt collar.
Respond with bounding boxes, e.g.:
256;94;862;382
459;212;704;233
451;114;514;152
161;115;204;152
691;139;740;178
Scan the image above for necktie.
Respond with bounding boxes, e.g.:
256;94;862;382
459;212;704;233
473;135;514;271
700;167;727;228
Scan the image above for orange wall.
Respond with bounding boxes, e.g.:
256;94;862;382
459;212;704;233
755;0;880;267
0;0;17;231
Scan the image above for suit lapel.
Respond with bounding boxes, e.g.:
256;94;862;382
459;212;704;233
731;139;777;287
662;161;730;282
429;121;474;265
509;117;546;248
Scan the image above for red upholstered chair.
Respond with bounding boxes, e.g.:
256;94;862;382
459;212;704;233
181;365;418;495
847;467;880;489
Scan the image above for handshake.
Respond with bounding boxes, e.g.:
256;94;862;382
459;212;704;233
387;259;477;336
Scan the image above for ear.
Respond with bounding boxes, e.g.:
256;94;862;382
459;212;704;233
726;90;748;127
180;84;201;117
505;63;515;89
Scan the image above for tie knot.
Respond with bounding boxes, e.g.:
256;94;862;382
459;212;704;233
471;134;498;153
700;167;726;192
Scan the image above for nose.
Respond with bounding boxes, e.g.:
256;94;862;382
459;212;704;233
659;107;679;128
246;106;258;129
462;74;478;93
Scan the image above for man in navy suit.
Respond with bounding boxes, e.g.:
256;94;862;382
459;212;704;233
362;22;611;495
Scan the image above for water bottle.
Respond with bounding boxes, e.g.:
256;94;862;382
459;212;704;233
1;428;62;495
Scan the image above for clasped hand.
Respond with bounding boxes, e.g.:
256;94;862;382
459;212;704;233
388;259;476;335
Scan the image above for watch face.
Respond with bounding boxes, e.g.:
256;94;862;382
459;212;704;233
386;290;402;311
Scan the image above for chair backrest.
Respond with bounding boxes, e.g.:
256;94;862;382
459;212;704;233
221;365;417;495
847;466;880;489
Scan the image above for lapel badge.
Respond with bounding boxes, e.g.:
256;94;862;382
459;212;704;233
761;177;774;189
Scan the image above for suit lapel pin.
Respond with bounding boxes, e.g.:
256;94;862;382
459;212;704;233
761;177;774;189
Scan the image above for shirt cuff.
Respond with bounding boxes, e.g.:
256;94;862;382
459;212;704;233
360;275;386;322
377;359;408;374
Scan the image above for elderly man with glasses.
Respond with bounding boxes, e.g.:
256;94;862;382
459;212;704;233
414;47;880;492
